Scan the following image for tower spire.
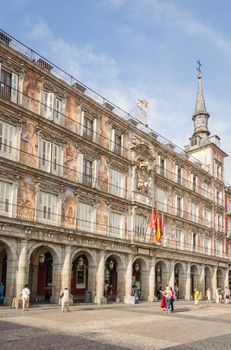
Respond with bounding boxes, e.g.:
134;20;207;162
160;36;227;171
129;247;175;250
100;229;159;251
192;63;210;138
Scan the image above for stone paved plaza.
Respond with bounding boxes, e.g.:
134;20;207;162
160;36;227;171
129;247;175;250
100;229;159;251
1;302;231;349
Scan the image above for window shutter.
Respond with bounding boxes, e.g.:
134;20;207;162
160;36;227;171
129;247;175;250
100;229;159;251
11;73;19;103
46;93;54;120
92;159;98;188
60;99;66;126
8;124;14;159
52;144;60;175
93;118;97;143
36;192;43;221
18;74;24;105
111;129;115;152
0;121;2;153
121;134;124;156
78;153;83;183
51;194;57;224
79;110;84;136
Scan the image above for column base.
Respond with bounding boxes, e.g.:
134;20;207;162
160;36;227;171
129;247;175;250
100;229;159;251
94;296;107;305
148;295;156;302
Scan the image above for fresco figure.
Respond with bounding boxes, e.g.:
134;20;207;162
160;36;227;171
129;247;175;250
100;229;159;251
98;115;110;149
96;200;108;234
20;120;38;167
61;188;76;226
65;95;79;133
63;143;77;182
98;156;109;192
17;176;36;220
22;70;41;114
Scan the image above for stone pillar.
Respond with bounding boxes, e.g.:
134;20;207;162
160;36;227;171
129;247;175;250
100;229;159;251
15;240;28;308
94;250;107;304
199;265;205;299
124;254;133;303
185;263;191;300
212;266;217;299
148;258;155;302
168;260;175;288
224;268;229;289
51;262;61;304
61;246;72;290
4;259;17;305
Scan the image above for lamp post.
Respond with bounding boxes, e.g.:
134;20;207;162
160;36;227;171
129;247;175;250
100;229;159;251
77;256;84;269
39;254;45;265
109;260;114;270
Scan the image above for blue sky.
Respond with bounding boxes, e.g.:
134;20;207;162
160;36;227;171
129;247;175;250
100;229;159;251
1;0;231;182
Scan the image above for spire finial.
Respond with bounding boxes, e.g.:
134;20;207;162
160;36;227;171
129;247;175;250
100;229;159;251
196;60;202;79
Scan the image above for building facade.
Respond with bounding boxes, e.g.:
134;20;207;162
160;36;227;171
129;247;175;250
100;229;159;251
0;30;230;305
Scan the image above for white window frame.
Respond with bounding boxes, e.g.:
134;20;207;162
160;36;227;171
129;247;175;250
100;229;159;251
156;187;167;212
0;180;13;217
135;214;147;240
39;138;52;173
109;211;124;239
77;202;94;231
0;121;19;161
109;168;124;197
36;191;58;225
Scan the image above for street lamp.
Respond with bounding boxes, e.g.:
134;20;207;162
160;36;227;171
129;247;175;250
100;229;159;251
108;260;114;270
135;263;140;272
39;254;45;265
77;256;84;269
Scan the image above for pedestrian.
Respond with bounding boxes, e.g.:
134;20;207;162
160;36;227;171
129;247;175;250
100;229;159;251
224;286;230;303
216;288;222;303
174;284;179;300
0;281;4;304
163;286;171;314
169;287;175;312
206;288;212;304
60;287;70;312
160;289;166;310
21;284;30;311
194;288;200;305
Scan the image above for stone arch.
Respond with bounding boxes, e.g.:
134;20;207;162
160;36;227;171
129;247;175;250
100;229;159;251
0;239;16;304
217;268;224;289
155;259;168;297
132;256;149;301
174;261;185;299
190;264;200;297
28;243;61;303
104;252;126;301
71;249;97;303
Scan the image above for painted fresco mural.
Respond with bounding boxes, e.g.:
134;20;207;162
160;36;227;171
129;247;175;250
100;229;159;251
22;69;41;114
65;95;79;133
61;188;76;227
96;200;108;235
17;175;36;220
20;120;38;167
97;155;109;192
63;142;78;182
98;115;110;149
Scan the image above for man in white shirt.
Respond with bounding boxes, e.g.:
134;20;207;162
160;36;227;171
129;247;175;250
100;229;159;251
60;288;70;312
21;284;30;311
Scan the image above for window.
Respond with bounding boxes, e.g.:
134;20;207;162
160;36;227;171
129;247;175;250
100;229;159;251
204;208;211;226
0;121;18;161
176;195;182;217
228;200;231;214
0;69;11;101
37;191;58;225
39;138;63;175
135;214;147;240
204;238;211;254
156;187;167;211
215;163;222;179
216;213;222;230
175;229;182;249
216;190;222;205
216;241;222;257
77;202;94;231
203;182;210;199
83;158;92;185
109;212;123;238
192;174;197;192
109;168;124;197
191;202;198;222
0;180;13;217
228;220;231;237
83;116;93;141
114;133;122;155
176;164;182;184
192;233;197;251
41;91;54;120
157;156;166;176
54;97;64;126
